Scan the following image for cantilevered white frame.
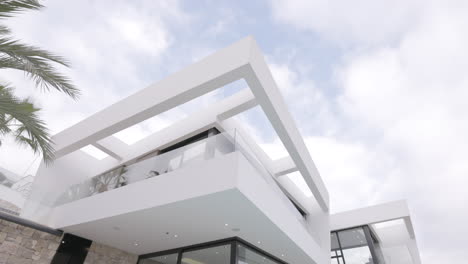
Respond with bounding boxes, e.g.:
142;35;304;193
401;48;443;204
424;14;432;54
50;36;329;211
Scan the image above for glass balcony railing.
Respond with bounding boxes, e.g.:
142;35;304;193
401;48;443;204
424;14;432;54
54;130;300;220
54;132;239;206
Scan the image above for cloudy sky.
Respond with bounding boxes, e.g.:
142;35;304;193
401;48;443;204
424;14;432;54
1;0;467;262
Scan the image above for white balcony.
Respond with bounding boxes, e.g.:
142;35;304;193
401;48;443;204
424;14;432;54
20;37;331;264
31;132;327;264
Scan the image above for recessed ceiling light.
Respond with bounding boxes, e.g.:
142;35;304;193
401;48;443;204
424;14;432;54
281;254;285;257
257;241;261;244
174;234;178;238
224;223;229;226
134;243;139;246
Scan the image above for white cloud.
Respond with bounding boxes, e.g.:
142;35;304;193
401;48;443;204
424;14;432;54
270;0;468;262
108;16;171;57
270;0;424;46
0;0;188;174
267;60;339;135
305;136;384;211
334;6;468;260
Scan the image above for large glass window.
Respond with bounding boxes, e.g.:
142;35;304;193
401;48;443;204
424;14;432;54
138;239;286;264
181;244;231;264
331;226;380;264
339;228;374;263
237;244;279;264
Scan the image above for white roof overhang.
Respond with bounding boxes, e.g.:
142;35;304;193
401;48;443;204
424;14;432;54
49;36;329;211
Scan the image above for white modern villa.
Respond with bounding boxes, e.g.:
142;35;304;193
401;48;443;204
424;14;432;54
0;37;421;264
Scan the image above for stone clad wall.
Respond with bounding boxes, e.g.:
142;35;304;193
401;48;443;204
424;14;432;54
0;219;61;264
0;218;138;264
0;200;21;216
84;242;138;264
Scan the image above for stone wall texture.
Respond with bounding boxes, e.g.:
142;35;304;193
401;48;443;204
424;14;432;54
0;200;21;216
0;218;138;264
84;242;138;264
0;219;61;264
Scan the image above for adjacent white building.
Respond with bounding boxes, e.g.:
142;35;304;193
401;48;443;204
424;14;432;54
19;37;421;264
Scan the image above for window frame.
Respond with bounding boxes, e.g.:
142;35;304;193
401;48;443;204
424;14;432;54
331;225;381;264
137;237;287;264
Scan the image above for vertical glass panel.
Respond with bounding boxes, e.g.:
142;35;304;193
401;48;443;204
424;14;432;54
372;240;386;264
140;253;178;264
338;227;368;248
338;227;374;264
237;244;279;264
183;142;207;166
331;232;339;251
182;244;231;264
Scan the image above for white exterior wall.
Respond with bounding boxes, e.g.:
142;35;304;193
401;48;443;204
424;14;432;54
47;153;327;264
19;36;332;263
331;201;422;264
0;185;25;209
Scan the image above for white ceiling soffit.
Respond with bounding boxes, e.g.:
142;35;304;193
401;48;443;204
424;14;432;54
50;36;329;211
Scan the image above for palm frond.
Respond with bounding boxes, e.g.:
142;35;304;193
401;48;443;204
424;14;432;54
0;25;10;35
0;0;43;18
0;37;80;99
0;83;54;163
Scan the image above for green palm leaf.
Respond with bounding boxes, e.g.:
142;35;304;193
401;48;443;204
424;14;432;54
0;38;80;99
0;84;54;163
0;0;80;165
0;0;42;18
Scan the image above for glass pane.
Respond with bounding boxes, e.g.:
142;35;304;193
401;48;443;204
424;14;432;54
237;244;279;264
140;253;178;264
338;227;374;264
338;227;368;248
182;244;231;264
342;246;374;264
331;232;339;250
183;142;206;163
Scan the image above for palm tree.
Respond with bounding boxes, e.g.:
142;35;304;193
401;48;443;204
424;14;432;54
0;0;79;164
